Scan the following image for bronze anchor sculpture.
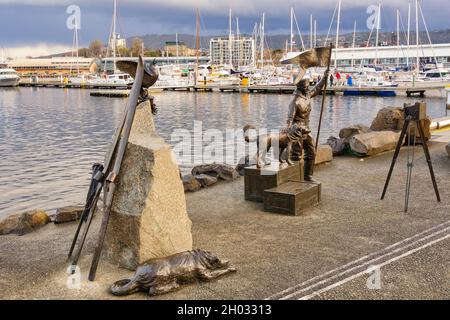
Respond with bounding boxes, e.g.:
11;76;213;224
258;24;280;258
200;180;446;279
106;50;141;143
68;56;159;281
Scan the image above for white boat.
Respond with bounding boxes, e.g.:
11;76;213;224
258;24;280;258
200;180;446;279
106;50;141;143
349;71;398;88
196;65;241;86
420;69;450;82
88;73;133;86
0;68;20;87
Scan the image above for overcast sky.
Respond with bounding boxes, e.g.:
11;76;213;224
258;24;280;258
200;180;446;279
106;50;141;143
0;0;448;57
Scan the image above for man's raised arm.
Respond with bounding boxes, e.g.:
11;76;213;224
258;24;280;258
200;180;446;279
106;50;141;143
311;70;329;98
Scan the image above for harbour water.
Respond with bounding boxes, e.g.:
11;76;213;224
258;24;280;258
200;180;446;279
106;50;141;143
0;87;446;218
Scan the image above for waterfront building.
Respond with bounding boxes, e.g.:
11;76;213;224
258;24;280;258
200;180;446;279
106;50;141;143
164;41;196;57
7;57;97;76
110;33;127;49
100;56;211;73
210;36;255;67
332;43;450;69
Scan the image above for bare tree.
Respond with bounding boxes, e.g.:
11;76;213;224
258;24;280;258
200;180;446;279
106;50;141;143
89;40;104;57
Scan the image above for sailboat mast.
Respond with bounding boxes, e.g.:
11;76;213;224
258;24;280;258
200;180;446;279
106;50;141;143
261;13;265;69
236;17;240;67
335;0;342;68
406;3;411;68
76;21;79;75
112;0;117;74
176;32;179;65
375;1;381;65
310;14;313;49
351;21;356;69
253;22;258;68
290;8;294;52
314;20;317;48
397;9;400;67
229;8;232;67
195;8;200;86
415;0;420;72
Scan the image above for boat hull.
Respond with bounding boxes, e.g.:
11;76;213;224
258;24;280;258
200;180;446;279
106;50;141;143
0;78;20;87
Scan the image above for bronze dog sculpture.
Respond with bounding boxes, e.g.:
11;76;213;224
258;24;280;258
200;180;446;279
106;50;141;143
244;124;308;168
111;249;236;296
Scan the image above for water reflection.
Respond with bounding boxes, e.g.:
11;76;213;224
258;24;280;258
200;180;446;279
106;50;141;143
0;87;445;217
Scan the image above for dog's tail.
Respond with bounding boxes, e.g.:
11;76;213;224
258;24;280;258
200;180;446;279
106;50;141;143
243;125;257;143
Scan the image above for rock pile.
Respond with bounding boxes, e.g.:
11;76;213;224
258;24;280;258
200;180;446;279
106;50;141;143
183;163;240;193
0;209;50;236
327;107;432;157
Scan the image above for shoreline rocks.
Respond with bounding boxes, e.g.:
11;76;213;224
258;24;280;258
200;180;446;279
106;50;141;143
191;164;239;181
350;131;401;157
50;206;84;224
0;209;50;236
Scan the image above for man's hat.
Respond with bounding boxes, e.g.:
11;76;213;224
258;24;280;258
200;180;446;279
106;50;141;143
116;58;159;88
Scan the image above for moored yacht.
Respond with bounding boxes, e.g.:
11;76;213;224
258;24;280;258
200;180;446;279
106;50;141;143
0;68;20;87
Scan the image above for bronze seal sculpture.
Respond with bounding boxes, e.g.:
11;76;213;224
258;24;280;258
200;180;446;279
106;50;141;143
111;249;236;296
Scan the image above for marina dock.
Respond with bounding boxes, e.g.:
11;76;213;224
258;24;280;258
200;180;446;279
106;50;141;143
19;80;449;98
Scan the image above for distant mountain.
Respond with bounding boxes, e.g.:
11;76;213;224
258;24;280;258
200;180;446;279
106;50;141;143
129;29;450;51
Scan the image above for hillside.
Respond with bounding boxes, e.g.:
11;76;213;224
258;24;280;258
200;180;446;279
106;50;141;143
129;29;450;51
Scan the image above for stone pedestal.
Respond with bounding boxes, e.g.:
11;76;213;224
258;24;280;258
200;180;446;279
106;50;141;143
244;162;303;203
105;100;193;270
264;181;321;216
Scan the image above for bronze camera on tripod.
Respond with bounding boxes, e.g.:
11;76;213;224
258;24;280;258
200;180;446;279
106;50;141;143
381;102;440;212
404;102;427;121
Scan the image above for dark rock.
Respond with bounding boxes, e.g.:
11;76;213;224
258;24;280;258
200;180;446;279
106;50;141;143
0;209;50;236
51;206;84;224
326;136;347;156
182;174;202;192
195;174;218;187
370;107;404;131
191;164;239;181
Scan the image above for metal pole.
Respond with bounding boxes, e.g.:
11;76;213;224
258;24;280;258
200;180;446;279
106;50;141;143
397;9;400;67
88;56;146;281
351;21;356;69
416;0;420;72
261;13;265;69
112;0;117;74
229;8;232;67
290;8;294;52
407;2;411;68
335;0;342;69
315;45;333;151
375;1;381;65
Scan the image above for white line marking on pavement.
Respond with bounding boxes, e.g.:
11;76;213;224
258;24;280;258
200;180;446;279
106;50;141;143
266;220;450;300
298;233;450;300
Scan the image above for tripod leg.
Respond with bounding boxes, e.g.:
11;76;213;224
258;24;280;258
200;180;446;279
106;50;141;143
381;118;410;200
88;182;116;281
417;120;441;202
68;164;103;259
70;182;103;267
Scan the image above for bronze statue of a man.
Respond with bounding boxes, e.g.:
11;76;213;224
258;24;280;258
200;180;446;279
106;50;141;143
286;70;329;183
